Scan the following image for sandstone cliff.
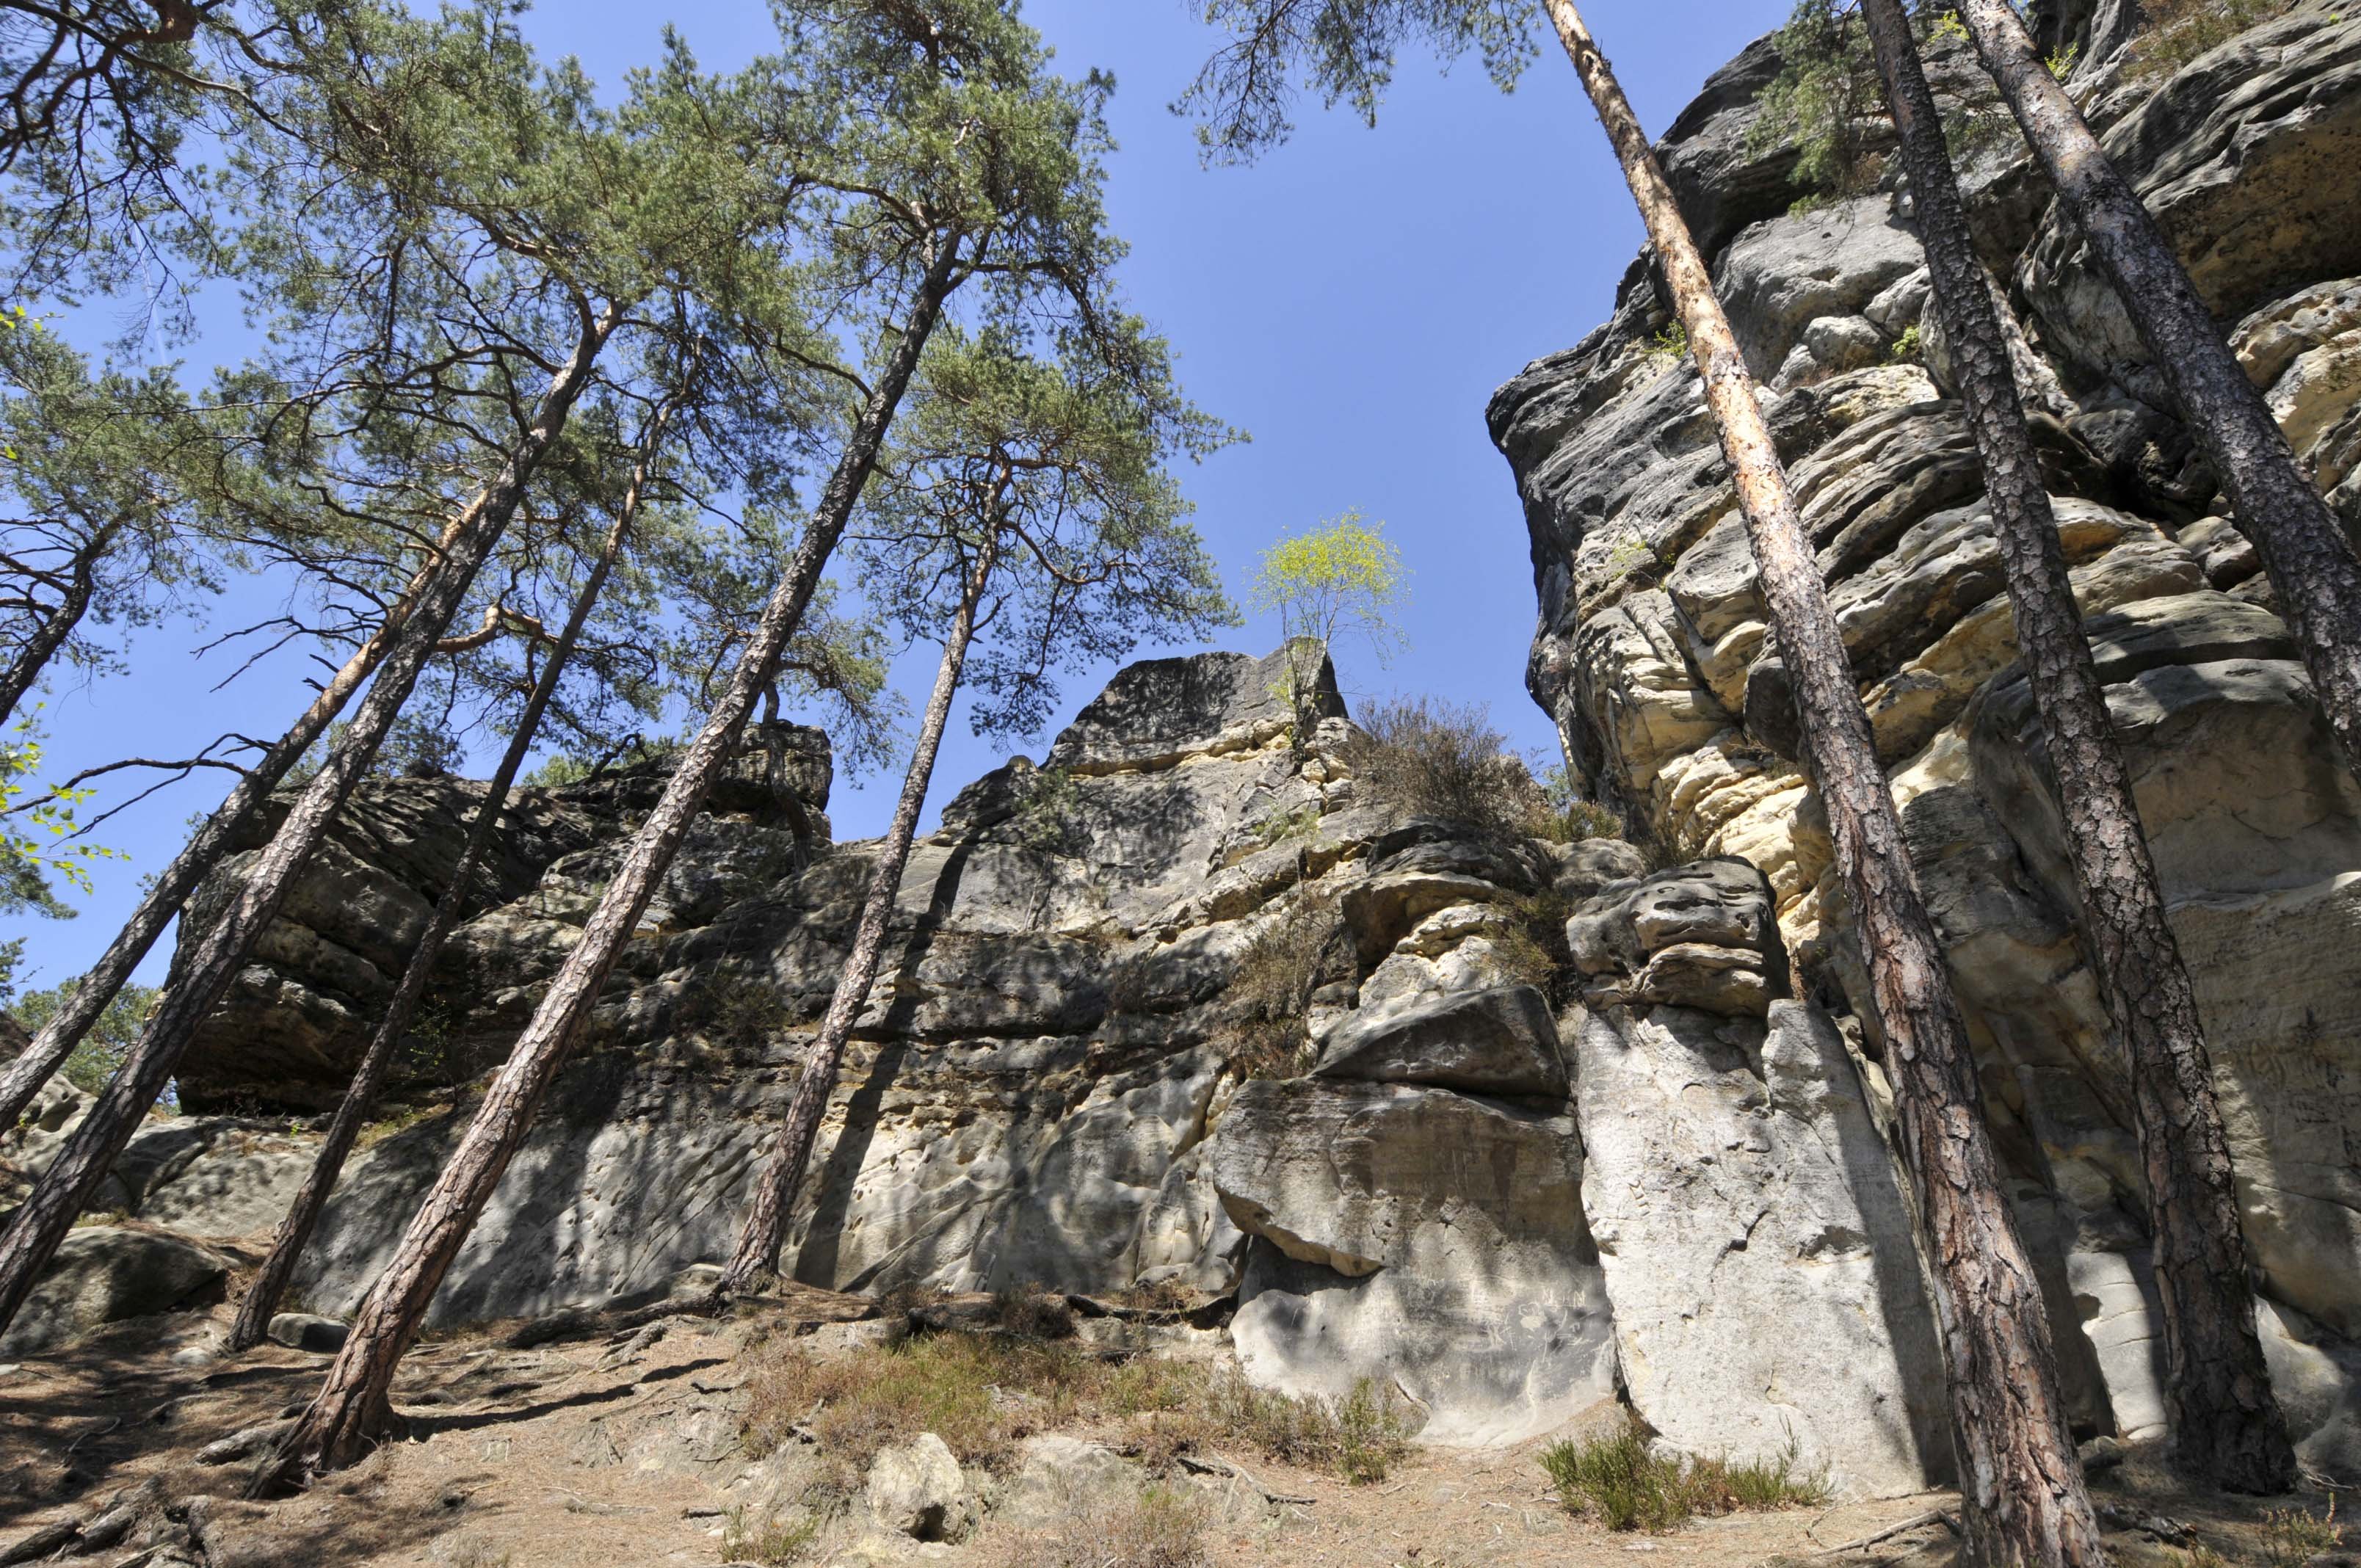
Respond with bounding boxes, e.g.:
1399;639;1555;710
12;0;2361;1503
1490;0;2361;1478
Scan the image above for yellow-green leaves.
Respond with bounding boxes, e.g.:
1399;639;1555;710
1250;509;1407;698
1;711;124;898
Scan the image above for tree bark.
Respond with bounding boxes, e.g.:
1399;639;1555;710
262;239;962;1486
1863;0;2293;1495
0;515;120;729
1953;0;2361;778
0;472;496;1136
224;409;667;1355
719;522;1000;1293
1539;5;2106;1563
0;302;617;1339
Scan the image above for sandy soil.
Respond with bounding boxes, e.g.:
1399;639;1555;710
0;1288;2332;1567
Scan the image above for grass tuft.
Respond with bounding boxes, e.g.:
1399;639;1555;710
2263;1498;2342;1568
1540;1420;1829;1533
741;1327;1414;1493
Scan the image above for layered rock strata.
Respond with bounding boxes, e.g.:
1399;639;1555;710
1490;0;2361;1477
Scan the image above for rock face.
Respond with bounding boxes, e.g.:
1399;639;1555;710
0;1227;230;1357
23;0;2361;1492
1490;0;2361;1477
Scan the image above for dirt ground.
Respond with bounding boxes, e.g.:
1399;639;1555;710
0;1285;2338;1568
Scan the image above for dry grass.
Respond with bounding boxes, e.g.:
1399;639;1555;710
1540;1420;1831;1533
740;1328;1415;1495
2262;1498;2342;1568
987;1484;1213;1568
1224;893;1349;1081
1352;697;1547;840
722;1506;822;1566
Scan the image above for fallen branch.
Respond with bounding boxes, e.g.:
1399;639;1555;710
1176;1453;1315;1507
1811;1510;1960;1556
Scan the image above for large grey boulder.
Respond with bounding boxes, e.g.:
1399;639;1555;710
1208;1077;1617;1445
1567;857;1790;1017
0;1227;230;1357
864;1433;972;1540
1575;1000;1950;1498
1312;984;1567;1098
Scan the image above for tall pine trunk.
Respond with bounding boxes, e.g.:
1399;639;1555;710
0;487;501;1132
0;517;120;728
262;241;962;1484
223;413;667;1355
0;303;617;1337
1538;5;2103;1561
1863;0;2294;1495
719;523;1000;1293
1952;0;2361;776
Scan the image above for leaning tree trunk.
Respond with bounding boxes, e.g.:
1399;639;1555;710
0;487;497;1135
1539;5;2105;1562
0;305;616;1338
719;524;1001;1293
261;239;962;1487
1952;0;2361;777
224;412;667;1354
1864;0;2295;1495
0;517;120;729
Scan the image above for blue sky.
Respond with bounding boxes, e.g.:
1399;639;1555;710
12;1;1791;989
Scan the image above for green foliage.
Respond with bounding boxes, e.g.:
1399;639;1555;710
1644;323;1690;366
857;319;1241;745
1179;0;1542;164
2125;0;2296;81
1;711;123;897
1252;509;1407;722
1889;323;1925;363
1531;761;1628;844
1011;766;1082;853
1249;803;1324;849
11;976;159;1097
1541;1421;1830;1532
1750;1;2014;203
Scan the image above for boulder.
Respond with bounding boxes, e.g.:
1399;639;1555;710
1000;1434;1137;1528
267;1313;350;1354
1311;984;1567;1098
1574;1001;1950;1498
1567;857;1790;1017
864;1433;973;1541
1208;1078;1616;1445
0;1227;230;1357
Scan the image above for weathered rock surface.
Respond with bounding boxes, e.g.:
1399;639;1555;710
1491;0;2361;1475
0;1227;230;1357
864;1433;972;1541
1210;1077;1616;1446
1575;992;1948;1498
1310;984;1566;1097
37;0;2360;1492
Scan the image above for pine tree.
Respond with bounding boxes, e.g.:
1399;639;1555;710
261;0;1147;1482
1861;0;2293;1495
1183;4;2107;1558
717;323;1233;1291
1951;0;2361;778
